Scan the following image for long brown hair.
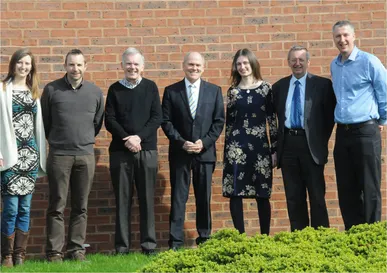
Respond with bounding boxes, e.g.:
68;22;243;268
3;48;39;99
230;48;262;87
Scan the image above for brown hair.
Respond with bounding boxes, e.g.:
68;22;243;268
65;48;86;65
3;48;39;99
230;48;262;87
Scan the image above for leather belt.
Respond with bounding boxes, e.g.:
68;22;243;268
284;128;305;136
337;119;376;130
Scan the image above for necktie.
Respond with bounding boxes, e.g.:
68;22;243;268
290;80;302;128
188;85;197;118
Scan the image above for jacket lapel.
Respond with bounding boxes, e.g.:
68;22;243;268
195;80;205;119
304;73;315;125
280;76;291;129
178;79;193;120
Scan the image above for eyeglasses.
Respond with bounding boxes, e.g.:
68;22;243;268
289;58;306;64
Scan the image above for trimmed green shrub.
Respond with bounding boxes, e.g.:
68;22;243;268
140;221;387;272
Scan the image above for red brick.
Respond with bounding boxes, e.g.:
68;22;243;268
78;29;102;37
64;20;89;28
180;9;206;17
49;11;75;19
51;29;76;37
22;11;49;19
1;12;21;19
63;2;88;10
9;20;35;29
37;20;62;29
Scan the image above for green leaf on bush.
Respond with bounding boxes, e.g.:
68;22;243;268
140;221;387;272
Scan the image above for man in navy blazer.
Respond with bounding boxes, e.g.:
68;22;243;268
161;52;225;249
272;45;336;232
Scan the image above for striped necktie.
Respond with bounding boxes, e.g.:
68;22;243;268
188;84;197;118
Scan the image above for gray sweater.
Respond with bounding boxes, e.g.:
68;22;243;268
41;75;104;155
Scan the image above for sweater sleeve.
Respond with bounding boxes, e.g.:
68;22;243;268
94;89;105;136
104;85;129;139
41;84;51;139
136;82;162;141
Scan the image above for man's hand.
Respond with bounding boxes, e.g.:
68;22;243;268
271;152;277;168
379;125;385;132
123;135;142;153
183;141;196;153
192;139;203;153
0;158;3;167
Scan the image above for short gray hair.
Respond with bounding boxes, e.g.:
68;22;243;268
332;20;355;33
183;52;205;65
287;45;310;61
122;47;145;65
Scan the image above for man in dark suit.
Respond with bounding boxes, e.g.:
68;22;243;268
161;52;225;249
272;45;336;232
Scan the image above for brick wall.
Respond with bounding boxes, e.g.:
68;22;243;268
0;0;386;257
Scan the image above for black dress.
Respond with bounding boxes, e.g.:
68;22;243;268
222;82;277;199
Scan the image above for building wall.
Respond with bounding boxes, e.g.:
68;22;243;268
0;0;386;257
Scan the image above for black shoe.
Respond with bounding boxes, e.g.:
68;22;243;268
196;237;209;245
142;249;156;256
169;246;180;251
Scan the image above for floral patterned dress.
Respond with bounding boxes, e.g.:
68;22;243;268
1;90;39;196
222;81;277;199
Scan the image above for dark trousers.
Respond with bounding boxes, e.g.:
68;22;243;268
229;197;271;235
169;157;214;248
109;150;157;253
334;123;381;230
281;134;329;231
46;153;95;255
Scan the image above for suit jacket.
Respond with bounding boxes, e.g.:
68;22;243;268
161;79;225;162
272;73;336;167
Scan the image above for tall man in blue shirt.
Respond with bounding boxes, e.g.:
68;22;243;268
330;20;387;230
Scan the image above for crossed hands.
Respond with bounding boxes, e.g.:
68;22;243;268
123;135;141;153
183;140;203;154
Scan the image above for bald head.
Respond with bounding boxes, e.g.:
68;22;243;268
183;52;205;84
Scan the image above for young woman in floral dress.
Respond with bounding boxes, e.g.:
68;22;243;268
0;48;46;267
222;48;277;235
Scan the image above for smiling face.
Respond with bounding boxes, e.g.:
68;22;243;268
64;54;87;83
288;49;310;79
122;53;144;83
14;55;32;80
333;25;355;60
183;52;204;84
236;55;253;78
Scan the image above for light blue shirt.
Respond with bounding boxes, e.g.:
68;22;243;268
330;46;387;125
285;73;307;129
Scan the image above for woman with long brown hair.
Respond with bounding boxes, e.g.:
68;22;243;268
0;48;46;267
222;48;277;235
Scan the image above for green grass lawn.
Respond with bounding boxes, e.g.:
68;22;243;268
0;253;154;272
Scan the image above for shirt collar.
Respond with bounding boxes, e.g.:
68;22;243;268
336;46;359;63
119;77;142;89
185;78;201;89
290;72;307;87
64;74;83;90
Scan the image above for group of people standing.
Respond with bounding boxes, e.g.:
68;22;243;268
0;20;385;266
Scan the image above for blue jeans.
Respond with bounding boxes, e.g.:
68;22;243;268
1;194;32;236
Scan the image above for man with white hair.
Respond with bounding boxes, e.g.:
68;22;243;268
105;47;162;255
